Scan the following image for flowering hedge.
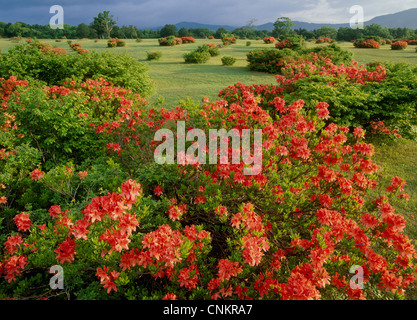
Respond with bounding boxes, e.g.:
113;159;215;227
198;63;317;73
0;71;416;300
400;39;417;45
247;44;352;75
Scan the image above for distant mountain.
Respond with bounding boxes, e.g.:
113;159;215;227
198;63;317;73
149;8;417;32
175;21;237;31
251;8;417;31
365;8;417;29
256;22;349;31
151;21;237;31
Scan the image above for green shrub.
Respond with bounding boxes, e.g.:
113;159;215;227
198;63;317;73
221;56;237;66
246;41;251;46
195;44;220;57
2;82;415;300
146;51;162;61
107;38;126;48
223;59;417;139
274;34;304;50
0;41;155;97
158;35;178;46
183;50;211;64
246;48;298;74
303;44;353;65
246;44;353;74
221;33;237;46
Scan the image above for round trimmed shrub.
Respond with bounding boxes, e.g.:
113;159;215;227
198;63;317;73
183;50;211;64
146;51;162;61
221;56;236;66
354;39;380;49
196;44;220;57
391;41;408;50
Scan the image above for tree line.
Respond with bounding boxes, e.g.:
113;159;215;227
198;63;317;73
0;11;416;41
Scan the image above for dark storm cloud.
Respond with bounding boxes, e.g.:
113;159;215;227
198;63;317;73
0;0;414;28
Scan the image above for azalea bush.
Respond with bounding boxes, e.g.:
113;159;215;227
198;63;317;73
221;56;236;66
0;71;416;300
146;51;162;61
247;44;352;75
227;55;417;138
181;37;195;44
354;39;380;49
244;43;417;138
221;34;237;46
195;44;220;57
0;41;155;98
107;38;126;48
158;36;181;46
316;37;334;44
275;40;294;49
247;48;298;74
391;41;408;50
183;50;211;64
69;42;89;54
275;35;304;51
263;37;276;44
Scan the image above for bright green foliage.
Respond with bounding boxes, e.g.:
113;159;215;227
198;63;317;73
183;50;211;64
221;56;237;66
0;41;155;97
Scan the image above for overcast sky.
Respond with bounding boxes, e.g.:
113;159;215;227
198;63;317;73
0;0;416;28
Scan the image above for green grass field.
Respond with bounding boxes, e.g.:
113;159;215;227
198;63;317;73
1;38;417;297
2;38;417;106
1;38;417;105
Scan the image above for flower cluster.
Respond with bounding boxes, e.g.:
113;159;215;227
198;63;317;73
26;40;68;55
316;37;334;43
181;36;195;43
263;37;276;44
275;40;293;49
107;38;126;48
1;73;415;301
277;58;386;87
391;41;408;50
222;36;237;46
400;39;417;45
158;36;182;46
354;39;380;49
69;42;89;54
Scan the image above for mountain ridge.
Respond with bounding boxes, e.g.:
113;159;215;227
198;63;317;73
151;8;417;31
